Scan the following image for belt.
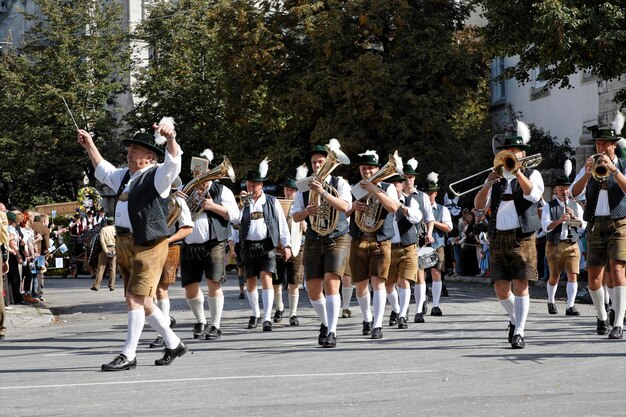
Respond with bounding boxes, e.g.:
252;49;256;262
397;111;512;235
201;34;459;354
251;212;264;220
500;194;514;201
115;227;131;235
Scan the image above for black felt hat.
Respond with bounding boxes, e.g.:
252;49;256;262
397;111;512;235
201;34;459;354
122;131;164;157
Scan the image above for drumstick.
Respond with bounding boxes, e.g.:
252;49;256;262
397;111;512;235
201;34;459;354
61;96;81;131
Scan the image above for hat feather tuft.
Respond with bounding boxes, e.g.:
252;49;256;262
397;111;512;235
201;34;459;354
406;158;418;170
516;120;531;144
427;172;439;184
617;138;626;149
359;150;379;163
259;157;269;179
612;112;625;135
199;148;214;163
392;150;403;172
296;163;308;181
563;159;572;178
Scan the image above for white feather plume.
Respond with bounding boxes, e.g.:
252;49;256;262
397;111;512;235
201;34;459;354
617;138;626;149
358;150;379;163
563;159;572;178
295;163;308;181
200;148;214;163
259;157;269;179
406;158;418;171
154;116;176;145
328;138;341;151
612;112;625;135
392;150;403;173
427;172;439;184
516;120;531;144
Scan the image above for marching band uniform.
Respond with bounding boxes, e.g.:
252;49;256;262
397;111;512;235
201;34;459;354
571;121;626;339
239;161;291;332
541;167;585;317
292;144;352;347
474;124;544;349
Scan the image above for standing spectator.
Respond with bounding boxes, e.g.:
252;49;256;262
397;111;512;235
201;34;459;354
31;214;50;297
6;211;22;305
0;202;9;340
91;217;117;291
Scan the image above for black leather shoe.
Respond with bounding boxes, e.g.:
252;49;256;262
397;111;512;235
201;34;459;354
511;334;525;349
0;334;4;340
318;324;328;345
371;327;383;339
155;342;188;366
597;318;610;335
204;325;222;340
430;306;443;316
605;302;611;313
547;303;558;315
149;335;165;348
609;326;623;339
414;313;425;323
247;316;260;329
193;322;207;339
422;302;428;315
273;309;284;323
609;309;616;326
90;287;98;291
507;322;515;343
101;354;136;371
238;292;245;300
362;321;373;335
289;315;300;326
389;311;398;326
169;316;176;328
322;332;337;348
398;316;408;329
565;306;580;316
263;320;273;331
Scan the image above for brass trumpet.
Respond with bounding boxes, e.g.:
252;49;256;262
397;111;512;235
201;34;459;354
589;153;611;181
448;151;543;197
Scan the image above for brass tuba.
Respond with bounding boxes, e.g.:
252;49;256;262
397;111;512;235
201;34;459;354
166;156;236;227
354;151;404;233
309;140;351;236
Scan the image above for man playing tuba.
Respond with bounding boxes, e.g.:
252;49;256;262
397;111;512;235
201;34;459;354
292;141;351;348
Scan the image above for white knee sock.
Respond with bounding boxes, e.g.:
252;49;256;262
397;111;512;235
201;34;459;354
158;298;171;319
357;292;372;322
547;283;557;304
208;295;224;329
414;284;426;314
247;289;260;318
514;296;530;337
614;286;626;328
499;294;516;323
342;285;354;309
311;297;328;326
289;292;299;317
386;288;400;313
186;292;207;324
326;294;340;334
121;309;145;361
262;289;274;321
566;282;578;308
146;309;180;349
589;288;608;320
373;290;386;328
398;287;411;318
274;287;284;311
432;281;442;307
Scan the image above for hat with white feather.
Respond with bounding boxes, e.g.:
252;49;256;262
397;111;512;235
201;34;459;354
245;157;270;182
422;172;440;192
595;111;625;141
554;159;573;186
282;163;308;189
496;120;531;150
356;150;380;166
403;158;418;175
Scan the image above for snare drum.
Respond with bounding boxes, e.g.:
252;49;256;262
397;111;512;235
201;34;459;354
417;246;439;270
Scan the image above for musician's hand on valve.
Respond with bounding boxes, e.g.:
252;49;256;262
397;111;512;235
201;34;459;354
354;200;368;212
360;180;379;194
306;204;319;215
309;180;324;194
202;197;213;210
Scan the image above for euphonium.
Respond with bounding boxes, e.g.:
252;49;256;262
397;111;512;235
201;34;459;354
167;156;236;226
354;151;404;233
589;153;611;181
309;141;350;236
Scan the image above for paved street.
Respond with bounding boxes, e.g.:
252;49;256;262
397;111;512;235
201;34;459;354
2;274;626;416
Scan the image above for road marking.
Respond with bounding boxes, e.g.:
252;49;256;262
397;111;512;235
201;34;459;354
0;369;435;390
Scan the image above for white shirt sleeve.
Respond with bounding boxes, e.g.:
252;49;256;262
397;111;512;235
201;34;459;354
154;146;183;198
274;198;291;248
523;169;544;203
220;186;241;223
404;202;422;224
570;166;587;199
177;196;194;228
541;200;552;233
441;206;453;229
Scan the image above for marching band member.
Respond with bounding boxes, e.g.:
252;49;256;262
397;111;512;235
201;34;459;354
239;158;291;332
474;121;544;349
571;114;626;339
541;161;585;317
384;174;422;329
78;119;189;371
401;158;435;323
348;150;400;340
292;142;351;347
422;172;453;316
181;150;239;341
150;177;193;348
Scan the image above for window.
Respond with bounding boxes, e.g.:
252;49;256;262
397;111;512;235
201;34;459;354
533;66;548;90
490;58;505;104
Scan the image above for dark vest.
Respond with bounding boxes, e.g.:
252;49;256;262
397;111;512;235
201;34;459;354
122;167;171;245
397;193;418;246
488;169;541;238
240;194;279;247
349;182;395;241
546;199;579;244
205;182;230;242
583;159;626;222
302;175;349;239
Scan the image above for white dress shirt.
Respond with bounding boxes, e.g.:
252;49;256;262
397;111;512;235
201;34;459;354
391;194;422;244
541;198;586;240
185;184;240;244
292;176;353;213
571;162;620;216
240;193;291;248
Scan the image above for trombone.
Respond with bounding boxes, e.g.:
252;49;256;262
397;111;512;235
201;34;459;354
448;151;542;197
589;153;611;181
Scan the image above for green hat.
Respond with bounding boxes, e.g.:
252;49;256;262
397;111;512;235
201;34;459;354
554;176;571;186
6;211;16;222
306;145;328;160
421;172;440;192
356;150;380;166
122;131;165;157
386;174;405;183
403;158;418;176
281;178;297;189
595;127;620;141
496;136;529;150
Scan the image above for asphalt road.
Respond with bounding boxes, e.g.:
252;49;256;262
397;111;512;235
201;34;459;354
2;275;626;417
